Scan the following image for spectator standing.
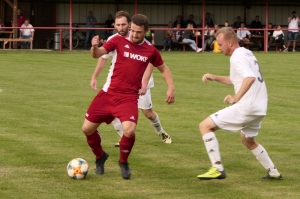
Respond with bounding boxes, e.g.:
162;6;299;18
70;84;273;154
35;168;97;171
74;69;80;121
173;15;186;28
0;18;5;48
182;23;202;52
11;8;25;48
250;15;263;50
162;22;174;51
145;29;155;45
267;23;274;49
273;25;287;52
103;14;114;40
84;11;97;50
233;16;242;29
201;12;214;27
19;19;34;49
185;14;196;28
250;15;263;35
284;11;300;52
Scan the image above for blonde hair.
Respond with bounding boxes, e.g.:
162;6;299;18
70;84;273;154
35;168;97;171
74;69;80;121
215;27;239;43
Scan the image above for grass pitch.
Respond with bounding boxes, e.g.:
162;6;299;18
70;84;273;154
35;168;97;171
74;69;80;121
0;50;300;199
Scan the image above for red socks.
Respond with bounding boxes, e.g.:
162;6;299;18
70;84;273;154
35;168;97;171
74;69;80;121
119;134;135;163
86;130;104;159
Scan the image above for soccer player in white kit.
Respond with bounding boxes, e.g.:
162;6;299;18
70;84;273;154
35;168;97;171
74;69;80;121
197;28;282;180
90;16;171;146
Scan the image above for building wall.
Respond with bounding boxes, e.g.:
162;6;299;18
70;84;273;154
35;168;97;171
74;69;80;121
56;3;300;46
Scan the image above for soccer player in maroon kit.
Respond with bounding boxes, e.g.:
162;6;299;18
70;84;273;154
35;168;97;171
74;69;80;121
82;12;175;179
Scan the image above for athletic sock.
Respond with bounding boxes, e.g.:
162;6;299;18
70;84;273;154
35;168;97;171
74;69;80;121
119;134;135;163
202;132;224;171
149;113;162;134
86;130;104;159
111;118;123;137
251;144;279;176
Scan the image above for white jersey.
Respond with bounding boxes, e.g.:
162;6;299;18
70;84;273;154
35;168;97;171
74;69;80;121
101;33;154;89
230;47;268;115
288;17;299;32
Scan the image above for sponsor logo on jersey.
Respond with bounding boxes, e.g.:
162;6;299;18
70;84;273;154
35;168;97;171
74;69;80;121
123;51;148;62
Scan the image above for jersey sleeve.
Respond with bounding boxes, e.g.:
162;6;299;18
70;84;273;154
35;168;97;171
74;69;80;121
102;36;118;54
150;48;164;67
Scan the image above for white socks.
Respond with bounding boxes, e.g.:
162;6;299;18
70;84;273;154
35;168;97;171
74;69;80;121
202;132;224;171
251;144;279;176
149;114;163;134
111;118;123;137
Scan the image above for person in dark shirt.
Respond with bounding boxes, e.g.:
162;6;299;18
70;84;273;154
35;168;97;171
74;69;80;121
200;12;214;27
233;16;241;29
250;15;263;50
173;15;186;28
267;23;274;49
185;14;196;28
103;14;114;40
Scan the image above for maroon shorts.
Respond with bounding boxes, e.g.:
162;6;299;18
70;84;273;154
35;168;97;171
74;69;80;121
85;90;139;124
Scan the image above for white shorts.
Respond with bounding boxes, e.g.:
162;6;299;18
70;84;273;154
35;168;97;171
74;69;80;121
138;89;153;110
210;105;265;138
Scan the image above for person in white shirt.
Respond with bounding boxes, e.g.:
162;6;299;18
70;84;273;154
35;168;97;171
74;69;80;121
197;27;282;180
237;22;251;46
285;11;300;52
273;25;287;52
20;19;34;49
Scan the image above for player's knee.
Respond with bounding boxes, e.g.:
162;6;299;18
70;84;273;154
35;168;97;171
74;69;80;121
199;121;208;135
81;124;95;135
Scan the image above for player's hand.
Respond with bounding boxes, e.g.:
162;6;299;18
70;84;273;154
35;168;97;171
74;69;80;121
165;89;175;104
138;86;147;95
91;35;100;47
224;95;236;104
202;73;215;83
90;78;98;91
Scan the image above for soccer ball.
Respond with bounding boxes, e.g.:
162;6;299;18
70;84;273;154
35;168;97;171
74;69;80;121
67;158;89;179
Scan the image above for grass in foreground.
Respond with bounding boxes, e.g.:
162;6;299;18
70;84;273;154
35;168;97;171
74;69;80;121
0;50;300;199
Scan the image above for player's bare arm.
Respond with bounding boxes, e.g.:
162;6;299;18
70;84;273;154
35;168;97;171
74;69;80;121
139;63;154;95
202;73;232;85
224;77;255;104
90;35;108;58
157;63;175;104
90;57;108;91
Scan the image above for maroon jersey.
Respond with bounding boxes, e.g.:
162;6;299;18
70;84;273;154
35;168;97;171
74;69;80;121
101;35;163;96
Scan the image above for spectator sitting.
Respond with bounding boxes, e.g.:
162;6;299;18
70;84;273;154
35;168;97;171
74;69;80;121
0;18;5;48
267;23;274;49
172;23;183;50
237;22;251;46
233;16;242;29
203;24;216;51
162;22;174;51
173;15;186;28
185;14;196;28
273;25;287;52
19;19;34;49
182;23;202;52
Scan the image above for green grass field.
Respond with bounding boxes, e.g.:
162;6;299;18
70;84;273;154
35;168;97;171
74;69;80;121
1;50;300;199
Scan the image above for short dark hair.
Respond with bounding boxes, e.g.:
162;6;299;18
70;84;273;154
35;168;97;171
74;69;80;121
131;14;149;31
115;10;131;23
292;11;296;14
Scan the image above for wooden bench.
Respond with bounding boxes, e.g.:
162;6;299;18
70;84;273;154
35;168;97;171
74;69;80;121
179;42;189;51
243;41;253;49
0;38;33;49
